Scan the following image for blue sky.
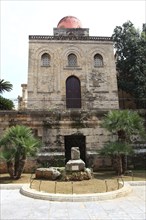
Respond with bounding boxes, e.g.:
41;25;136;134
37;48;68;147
1;0;145;103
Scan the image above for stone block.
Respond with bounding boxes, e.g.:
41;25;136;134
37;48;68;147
65;159;85;171
71;147;80;160
35;167;61;180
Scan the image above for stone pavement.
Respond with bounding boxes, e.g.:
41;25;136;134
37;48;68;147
0;183;146;220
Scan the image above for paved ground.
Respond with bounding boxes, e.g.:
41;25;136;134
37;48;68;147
0;184;146;220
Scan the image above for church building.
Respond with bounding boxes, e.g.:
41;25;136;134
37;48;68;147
19;16;119;169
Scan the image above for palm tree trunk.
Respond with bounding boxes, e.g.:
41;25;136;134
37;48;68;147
118;130;126;141
116;155;123;175
14;160;19;177
15;159;26;179
112;156;118;174
7;161;14;179
14;153;26;179
122;154;127;174
14;152;20;178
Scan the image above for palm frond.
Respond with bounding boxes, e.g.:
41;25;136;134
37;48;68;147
0;125;40;161
98;141;133;156
102;110;145;139
0;79;13;93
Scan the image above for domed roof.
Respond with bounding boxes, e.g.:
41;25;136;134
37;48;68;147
57;16;82;28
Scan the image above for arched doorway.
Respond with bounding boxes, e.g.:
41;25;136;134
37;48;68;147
66;76;81;108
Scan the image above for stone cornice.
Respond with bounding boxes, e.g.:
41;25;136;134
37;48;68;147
29;35;112;41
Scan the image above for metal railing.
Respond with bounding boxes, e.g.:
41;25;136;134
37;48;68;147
29;175;124;194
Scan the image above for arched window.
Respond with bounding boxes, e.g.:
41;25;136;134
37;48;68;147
68;53;77;67
41;53;50;66
94;54;103;67
66;76;81;108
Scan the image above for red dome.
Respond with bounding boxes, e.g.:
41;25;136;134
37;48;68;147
57;16;82;28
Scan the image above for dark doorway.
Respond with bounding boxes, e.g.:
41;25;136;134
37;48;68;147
66;76;81;108
64;135;86;164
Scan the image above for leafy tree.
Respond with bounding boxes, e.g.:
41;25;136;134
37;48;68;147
112;21;146;108
0;125;40;179
100;110;145;175
0;96;14;110
0;79;14;110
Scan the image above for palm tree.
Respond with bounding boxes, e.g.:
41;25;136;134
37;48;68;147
102;110;145;140
0;79;14;110
0;79;13;93
0;125;40;179
99;142;133;175
101;110;145;174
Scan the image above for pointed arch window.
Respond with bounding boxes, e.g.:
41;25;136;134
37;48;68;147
41;53;50;66
94;54;103;67
66;76;81;108
68;53;77;67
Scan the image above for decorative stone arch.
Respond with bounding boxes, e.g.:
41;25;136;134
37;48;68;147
62;46;83;67
41;53;51;66
66;75;81;108
35;47;54;67
28;47;53;75
88;48;107;67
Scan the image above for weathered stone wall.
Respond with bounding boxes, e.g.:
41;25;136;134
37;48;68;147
0;110;112;171
1;110;145;173
27;38;119;110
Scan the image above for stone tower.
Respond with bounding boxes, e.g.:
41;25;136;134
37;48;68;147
26;16;118;110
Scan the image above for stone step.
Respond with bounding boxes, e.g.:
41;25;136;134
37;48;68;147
37;152;64;156
39;147;64;153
